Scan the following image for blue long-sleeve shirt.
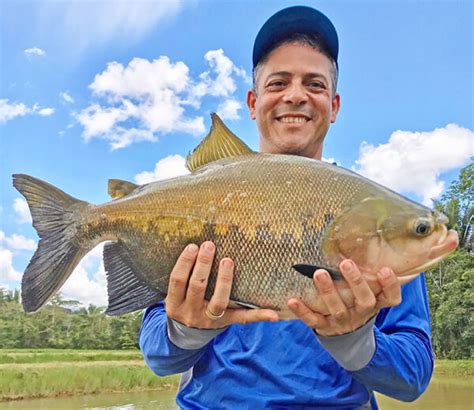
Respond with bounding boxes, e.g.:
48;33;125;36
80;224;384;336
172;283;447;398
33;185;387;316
139;274;433;409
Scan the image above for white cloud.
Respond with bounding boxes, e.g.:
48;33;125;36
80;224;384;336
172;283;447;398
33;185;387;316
196;49;250;98
135;154;189;184
61;244;107;307
60;92;75;104
24;46;46;57
0;231;36;251
0;99;29;123
322;157;337;164
77;49;248;149
354;124;474;205
37;107;55;116
38;0;184;54
13;198;32;224
0;249;22;282
217;99;242;120
0;99;55;123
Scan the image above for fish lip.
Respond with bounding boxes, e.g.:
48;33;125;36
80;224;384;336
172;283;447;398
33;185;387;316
429;229;459;259
397;229;459;282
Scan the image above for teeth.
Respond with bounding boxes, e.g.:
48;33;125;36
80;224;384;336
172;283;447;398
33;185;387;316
279;116;308;123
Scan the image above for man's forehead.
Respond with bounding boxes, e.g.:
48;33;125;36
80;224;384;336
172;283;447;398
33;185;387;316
260;45;332;77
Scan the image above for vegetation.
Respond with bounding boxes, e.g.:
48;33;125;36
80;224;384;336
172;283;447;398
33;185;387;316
0;292;142;350
0;349;179;401
426;162;473;359
434;162;473;251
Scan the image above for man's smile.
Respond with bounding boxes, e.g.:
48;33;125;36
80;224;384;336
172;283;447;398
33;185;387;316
276;114;311;124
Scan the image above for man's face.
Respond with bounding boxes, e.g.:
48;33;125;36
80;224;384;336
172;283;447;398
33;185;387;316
247;42;340;160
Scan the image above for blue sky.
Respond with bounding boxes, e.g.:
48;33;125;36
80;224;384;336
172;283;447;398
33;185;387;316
1;0;473;305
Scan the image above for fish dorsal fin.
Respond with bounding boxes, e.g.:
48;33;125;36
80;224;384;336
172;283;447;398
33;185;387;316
186;113;254;172
108;179;139;199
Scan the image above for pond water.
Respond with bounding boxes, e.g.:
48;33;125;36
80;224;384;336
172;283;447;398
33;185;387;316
1;375;471;409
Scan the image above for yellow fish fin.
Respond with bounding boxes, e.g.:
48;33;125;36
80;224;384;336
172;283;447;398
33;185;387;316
108;179;139;199
186;113;254;172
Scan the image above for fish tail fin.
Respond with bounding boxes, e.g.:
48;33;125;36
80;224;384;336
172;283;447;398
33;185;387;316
12;174;91;312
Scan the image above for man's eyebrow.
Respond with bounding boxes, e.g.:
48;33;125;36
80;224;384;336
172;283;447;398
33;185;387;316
264;71;329;83
264;71;292;81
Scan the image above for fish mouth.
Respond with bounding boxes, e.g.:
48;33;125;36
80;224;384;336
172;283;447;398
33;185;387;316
398;229;459;285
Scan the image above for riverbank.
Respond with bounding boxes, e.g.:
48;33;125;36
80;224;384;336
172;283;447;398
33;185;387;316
0;349;472;402
0;349;179;402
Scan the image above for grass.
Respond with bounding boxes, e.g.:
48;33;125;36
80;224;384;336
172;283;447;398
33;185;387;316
0;349;143;364
0;349;179;402
434;359;474;377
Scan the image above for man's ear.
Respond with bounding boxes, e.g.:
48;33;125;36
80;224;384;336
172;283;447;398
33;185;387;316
247;89;257;120
330;93;340;123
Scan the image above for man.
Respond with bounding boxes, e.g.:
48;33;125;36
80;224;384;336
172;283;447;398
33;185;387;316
140;6;433;409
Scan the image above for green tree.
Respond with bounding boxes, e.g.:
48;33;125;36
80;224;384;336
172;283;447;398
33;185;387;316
425;160;474;359
437;162;473;249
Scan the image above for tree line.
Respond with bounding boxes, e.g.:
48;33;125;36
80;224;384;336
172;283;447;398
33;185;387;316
1;164;472;358
0;292;143;350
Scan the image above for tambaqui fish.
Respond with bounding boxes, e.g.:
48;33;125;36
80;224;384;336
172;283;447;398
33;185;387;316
13;114;458;318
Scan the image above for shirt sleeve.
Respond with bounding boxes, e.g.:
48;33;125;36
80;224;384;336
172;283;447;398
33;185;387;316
318;274;434;402
138;301;227;376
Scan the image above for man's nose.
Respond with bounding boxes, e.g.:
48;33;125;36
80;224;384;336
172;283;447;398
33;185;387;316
282;83;308;105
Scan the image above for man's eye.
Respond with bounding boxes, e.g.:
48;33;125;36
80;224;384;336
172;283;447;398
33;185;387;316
308;82;324;89
267;81;285;88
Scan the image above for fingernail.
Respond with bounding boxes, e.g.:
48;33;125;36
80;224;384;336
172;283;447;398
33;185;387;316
204;242;215;251
222;258;233;268
343;260;354;273
378;268;391;280
186;244;198;254
315;271;328;282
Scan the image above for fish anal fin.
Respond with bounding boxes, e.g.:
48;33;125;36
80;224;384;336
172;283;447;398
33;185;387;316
103;241;164;315
108;179;139;200
186;113;254;172
292;264;342;281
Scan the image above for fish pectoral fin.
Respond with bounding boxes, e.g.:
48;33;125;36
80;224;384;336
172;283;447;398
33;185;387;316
228;300;261;309
108;179;139;199
103;241;165;315
185;113;254;172
292;264;342;281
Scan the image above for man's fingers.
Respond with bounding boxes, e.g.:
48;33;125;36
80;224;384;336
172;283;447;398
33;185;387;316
314;270;349;324
376;267;402;309
288;298;328;329
207;258;234;316
225;308;279;325
340;260;376;313
166;243;198;306
187;241;215;305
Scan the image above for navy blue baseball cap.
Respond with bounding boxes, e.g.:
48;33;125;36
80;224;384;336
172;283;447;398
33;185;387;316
252;6;338;68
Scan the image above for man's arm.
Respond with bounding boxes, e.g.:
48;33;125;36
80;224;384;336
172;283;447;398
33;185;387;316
331;275;433;402
290;263;433;402
139;301;228;376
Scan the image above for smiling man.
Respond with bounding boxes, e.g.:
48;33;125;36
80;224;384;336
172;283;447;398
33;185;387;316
139;6;434;409
248;42;339;159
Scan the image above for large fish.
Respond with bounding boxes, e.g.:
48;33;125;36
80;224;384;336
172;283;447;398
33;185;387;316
13;114;458;318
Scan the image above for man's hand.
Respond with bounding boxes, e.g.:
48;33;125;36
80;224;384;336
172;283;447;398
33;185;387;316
165;241;279;329
288;260;402;336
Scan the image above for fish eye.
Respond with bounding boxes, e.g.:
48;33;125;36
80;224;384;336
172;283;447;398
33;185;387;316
413;218;433;236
